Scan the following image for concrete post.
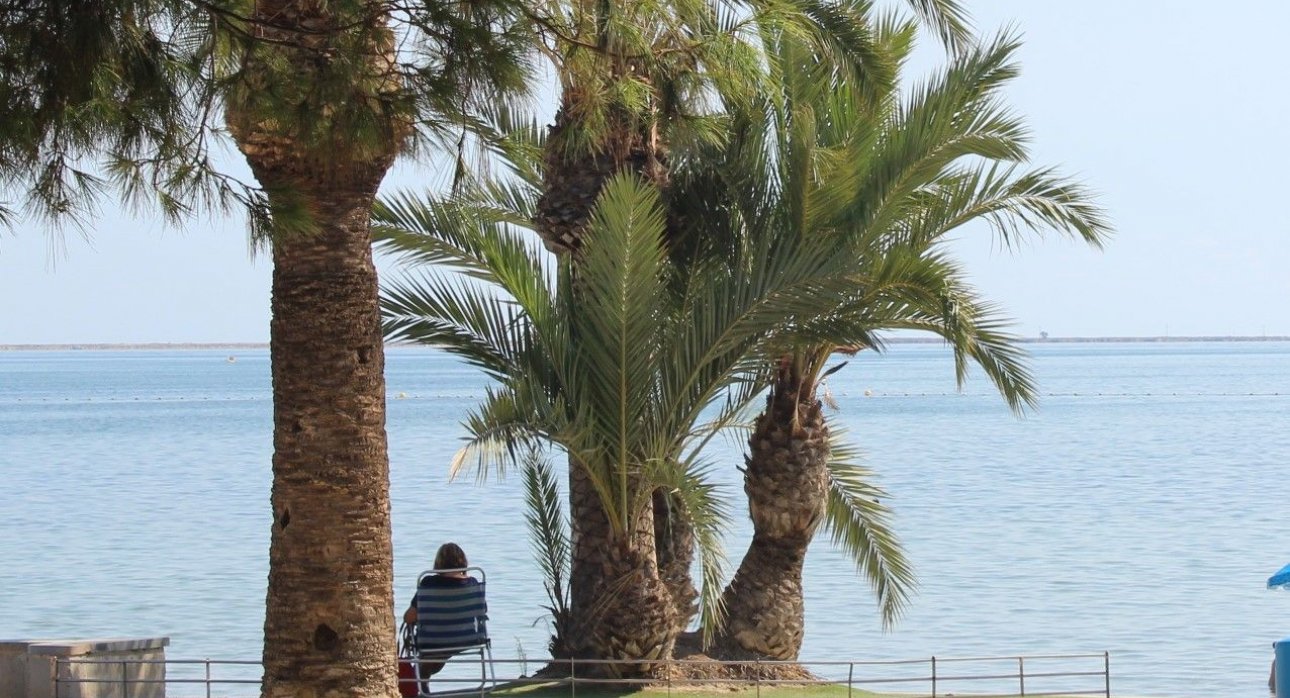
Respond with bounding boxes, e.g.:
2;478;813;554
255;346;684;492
0;637;169;698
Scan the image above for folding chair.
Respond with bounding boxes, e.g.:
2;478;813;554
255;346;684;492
410;565;496;696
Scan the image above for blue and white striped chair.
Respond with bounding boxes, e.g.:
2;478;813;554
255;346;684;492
411;566;495;695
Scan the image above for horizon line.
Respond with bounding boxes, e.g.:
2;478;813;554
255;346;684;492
3;335;1290;351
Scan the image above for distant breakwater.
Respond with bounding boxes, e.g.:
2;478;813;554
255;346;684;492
3;336;1289;351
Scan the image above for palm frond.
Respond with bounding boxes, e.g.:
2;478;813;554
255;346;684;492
902;0;973;54
909;163;1111;250
569;173;672;529
381;273;533;381
852;31;1029;239
521;448;573;642
823;433;915;630
451;386;552;481
373;188;544;288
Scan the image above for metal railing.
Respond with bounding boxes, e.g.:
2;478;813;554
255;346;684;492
54;651;1110;698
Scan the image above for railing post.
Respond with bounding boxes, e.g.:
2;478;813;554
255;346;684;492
570;657;576;698
755;658;761;698
206;658;213;698
931;656;937;698
122;658;129;698
1104;651;1111;698
847;662;854;698
1018;656;1025;697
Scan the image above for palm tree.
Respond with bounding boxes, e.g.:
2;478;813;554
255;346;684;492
375;153;915;672
2;3;530;696
522;0;975;646
370;3;972;670
677;29;1111;660
219;3;534;695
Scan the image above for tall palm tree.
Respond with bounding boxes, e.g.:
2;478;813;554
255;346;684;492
219;3;533;695
679;29;1112;660
2;2;531;696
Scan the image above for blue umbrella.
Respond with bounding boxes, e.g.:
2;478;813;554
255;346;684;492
1269;563;1290;589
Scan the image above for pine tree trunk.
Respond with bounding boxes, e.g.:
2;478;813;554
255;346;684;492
225;3;405;696
567;455;677;676
715;361;830;661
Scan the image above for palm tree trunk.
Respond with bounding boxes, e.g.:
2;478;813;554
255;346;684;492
715;359;829;661
225;3;405;695
536;105;668;256
567;455;677;676
260;196;395;697
653;488;698;632
539;97;678;669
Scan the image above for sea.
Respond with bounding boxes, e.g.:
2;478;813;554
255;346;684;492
2;340;1288;698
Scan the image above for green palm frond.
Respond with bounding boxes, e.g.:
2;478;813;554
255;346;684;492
456;100;549;188
382;273;532;379
823;433;915;630
902;0;973;54
777;0;894;106
451;386;553;481
934;281;1038;412
807;248;1040;411
908;163;1111;250
569;174;673;529
373;189;541;283
848;32;1027;232
521;449;573;642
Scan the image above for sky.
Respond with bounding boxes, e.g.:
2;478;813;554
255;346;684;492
2;1;1288;344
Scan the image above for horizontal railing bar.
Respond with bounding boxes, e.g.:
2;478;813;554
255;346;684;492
57;659;261;666
57;652;1105;667
846;676;939;686
1021;670;1108;679
1006;686;1109;691
933;653;1109;663
929;672;1033;681
55;649;1110;697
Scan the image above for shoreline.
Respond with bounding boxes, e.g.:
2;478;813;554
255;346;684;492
3;335;1290;351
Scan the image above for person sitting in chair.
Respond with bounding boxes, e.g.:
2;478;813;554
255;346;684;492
403;542;488;679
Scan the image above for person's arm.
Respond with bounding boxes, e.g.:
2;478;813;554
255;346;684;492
403;603;417;625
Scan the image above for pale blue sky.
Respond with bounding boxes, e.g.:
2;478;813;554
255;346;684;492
2;1;1287;344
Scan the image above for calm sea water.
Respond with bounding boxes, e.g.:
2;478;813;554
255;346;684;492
2;342;1288;698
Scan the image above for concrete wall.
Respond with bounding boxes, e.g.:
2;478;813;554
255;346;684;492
0;637;168;698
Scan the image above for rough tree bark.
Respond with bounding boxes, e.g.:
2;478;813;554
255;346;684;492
225;2;407;695
566;455;678;676
715;360;830;661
